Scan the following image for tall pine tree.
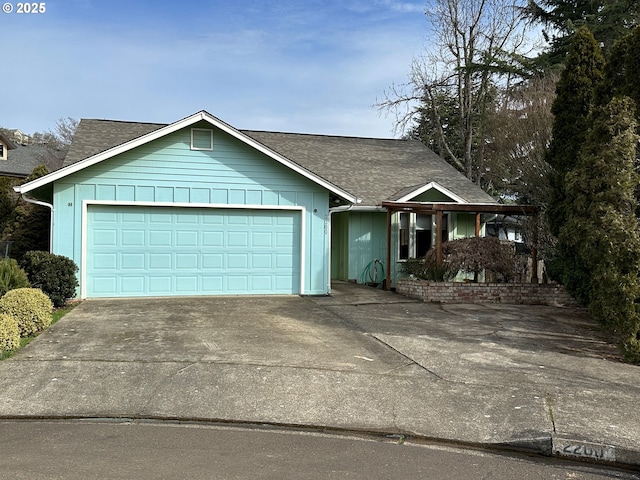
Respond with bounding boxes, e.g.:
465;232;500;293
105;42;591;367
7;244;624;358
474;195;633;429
546;26;604;238
560;96;640;363
522;0;639;65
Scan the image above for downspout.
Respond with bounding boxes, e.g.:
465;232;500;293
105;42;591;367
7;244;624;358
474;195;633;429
20;194;54;253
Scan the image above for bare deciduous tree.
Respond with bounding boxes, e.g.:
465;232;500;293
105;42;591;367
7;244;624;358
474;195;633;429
378;0;534;185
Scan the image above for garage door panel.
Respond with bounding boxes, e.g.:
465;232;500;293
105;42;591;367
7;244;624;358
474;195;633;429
94;229;117;246
176;231;198;246
202;276;223;291
87;205;301;297
150;231;172;246
122;230;145;246
122;253;145;269
176;277;197;292
122;212;145;223
121;277;144;293
202;254;222;269
94;253;117;269
203;231;223;246
149;253;171;269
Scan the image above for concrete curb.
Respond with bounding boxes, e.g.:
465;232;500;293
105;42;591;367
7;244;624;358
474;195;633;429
2;414;639;471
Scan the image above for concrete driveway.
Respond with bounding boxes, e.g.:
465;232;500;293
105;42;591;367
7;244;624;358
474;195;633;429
0;282;638;468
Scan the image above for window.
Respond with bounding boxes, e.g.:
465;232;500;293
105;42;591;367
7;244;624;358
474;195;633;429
0;144;4;159
399;212;410;260
415;214;432;258
191;128;213;151
398;212;448;260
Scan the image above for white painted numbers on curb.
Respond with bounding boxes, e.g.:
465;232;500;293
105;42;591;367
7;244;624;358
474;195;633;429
552;438;616;462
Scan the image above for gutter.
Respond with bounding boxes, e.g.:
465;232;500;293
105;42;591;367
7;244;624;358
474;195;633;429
20;193;54;253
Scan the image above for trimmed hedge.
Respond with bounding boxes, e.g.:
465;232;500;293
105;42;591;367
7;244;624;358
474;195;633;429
0;288;53;337
0;313;19;352
20;251;78;307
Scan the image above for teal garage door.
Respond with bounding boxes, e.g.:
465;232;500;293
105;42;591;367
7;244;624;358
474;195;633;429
86;205;301;297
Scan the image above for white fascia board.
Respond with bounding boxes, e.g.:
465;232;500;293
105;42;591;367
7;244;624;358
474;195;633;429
395;181;467;204
15;110;358;204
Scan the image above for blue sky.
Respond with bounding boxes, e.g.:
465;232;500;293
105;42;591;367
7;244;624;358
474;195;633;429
1;0;428;138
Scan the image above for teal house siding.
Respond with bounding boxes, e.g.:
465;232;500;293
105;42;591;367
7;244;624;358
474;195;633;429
347;212;387;283
330;211;386;284
51;123;332;297
330;212;349;281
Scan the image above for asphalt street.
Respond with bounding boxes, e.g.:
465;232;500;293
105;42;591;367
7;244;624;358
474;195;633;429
1;420;637;480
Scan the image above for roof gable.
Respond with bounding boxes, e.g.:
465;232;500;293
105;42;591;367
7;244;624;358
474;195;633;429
393;182;467;203
15;111;358;203
0;132;17;150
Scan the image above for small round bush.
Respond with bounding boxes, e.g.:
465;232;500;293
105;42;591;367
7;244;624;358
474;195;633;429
20;251;78;307
0;258;31;297
0;313;19;352
0;288;53;337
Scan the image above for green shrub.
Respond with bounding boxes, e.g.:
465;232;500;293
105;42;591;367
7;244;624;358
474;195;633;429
0;288;53;337
0;258;30;297
0;313;19;352
20;251;78;307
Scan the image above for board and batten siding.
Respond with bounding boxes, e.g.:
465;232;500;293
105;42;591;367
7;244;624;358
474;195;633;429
52;123;331;295
347;212;386;283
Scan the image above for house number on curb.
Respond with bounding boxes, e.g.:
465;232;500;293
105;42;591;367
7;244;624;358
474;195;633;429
552;439;616;462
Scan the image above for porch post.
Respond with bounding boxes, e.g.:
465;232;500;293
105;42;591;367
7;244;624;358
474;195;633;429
475;212;481;237
436;209;443;266
385;207;392;291
531;211;539;283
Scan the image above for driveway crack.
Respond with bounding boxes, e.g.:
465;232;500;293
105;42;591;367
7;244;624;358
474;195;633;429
369;334;445;381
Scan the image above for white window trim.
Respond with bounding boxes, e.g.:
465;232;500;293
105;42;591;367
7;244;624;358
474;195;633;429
80;200;306;299
190;128;214;151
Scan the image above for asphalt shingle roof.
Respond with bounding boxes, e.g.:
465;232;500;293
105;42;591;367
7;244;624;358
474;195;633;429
63;119;497;206
1;143;60;178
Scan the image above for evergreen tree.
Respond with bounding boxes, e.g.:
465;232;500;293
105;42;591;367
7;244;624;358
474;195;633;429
2;165;50;262
545;26;604;238
598;27;640;107
522;0;639;65
560;96;640;363
597;26;640;218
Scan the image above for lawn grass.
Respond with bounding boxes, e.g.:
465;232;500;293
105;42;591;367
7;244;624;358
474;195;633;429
0;302;78;361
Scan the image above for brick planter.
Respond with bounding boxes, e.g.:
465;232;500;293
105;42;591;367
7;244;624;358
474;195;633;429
396;279;575;306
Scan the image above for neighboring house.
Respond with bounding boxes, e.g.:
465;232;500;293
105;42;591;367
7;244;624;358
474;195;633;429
0;130;63;178
9;129;30;145
15;110;531;299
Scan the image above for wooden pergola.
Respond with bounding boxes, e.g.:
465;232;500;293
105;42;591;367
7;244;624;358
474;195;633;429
381;201;540;290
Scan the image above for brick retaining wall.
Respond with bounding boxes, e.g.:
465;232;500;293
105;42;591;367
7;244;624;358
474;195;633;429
396;279;575;306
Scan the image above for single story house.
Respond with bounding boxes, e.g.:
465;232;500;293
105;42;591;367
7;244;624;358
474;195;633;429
15;110;526;299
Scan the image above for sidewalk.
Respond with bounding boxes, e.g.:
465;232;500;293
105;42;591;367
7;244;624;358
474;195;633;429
0;283;637;468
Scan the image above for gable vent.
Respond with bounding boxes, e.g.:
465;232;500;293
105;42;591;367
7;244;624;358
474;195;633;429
191;128;213;151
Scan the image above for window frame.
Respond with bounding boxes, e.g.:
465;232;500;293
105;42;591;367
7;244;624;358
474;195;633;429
190;128;214;151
